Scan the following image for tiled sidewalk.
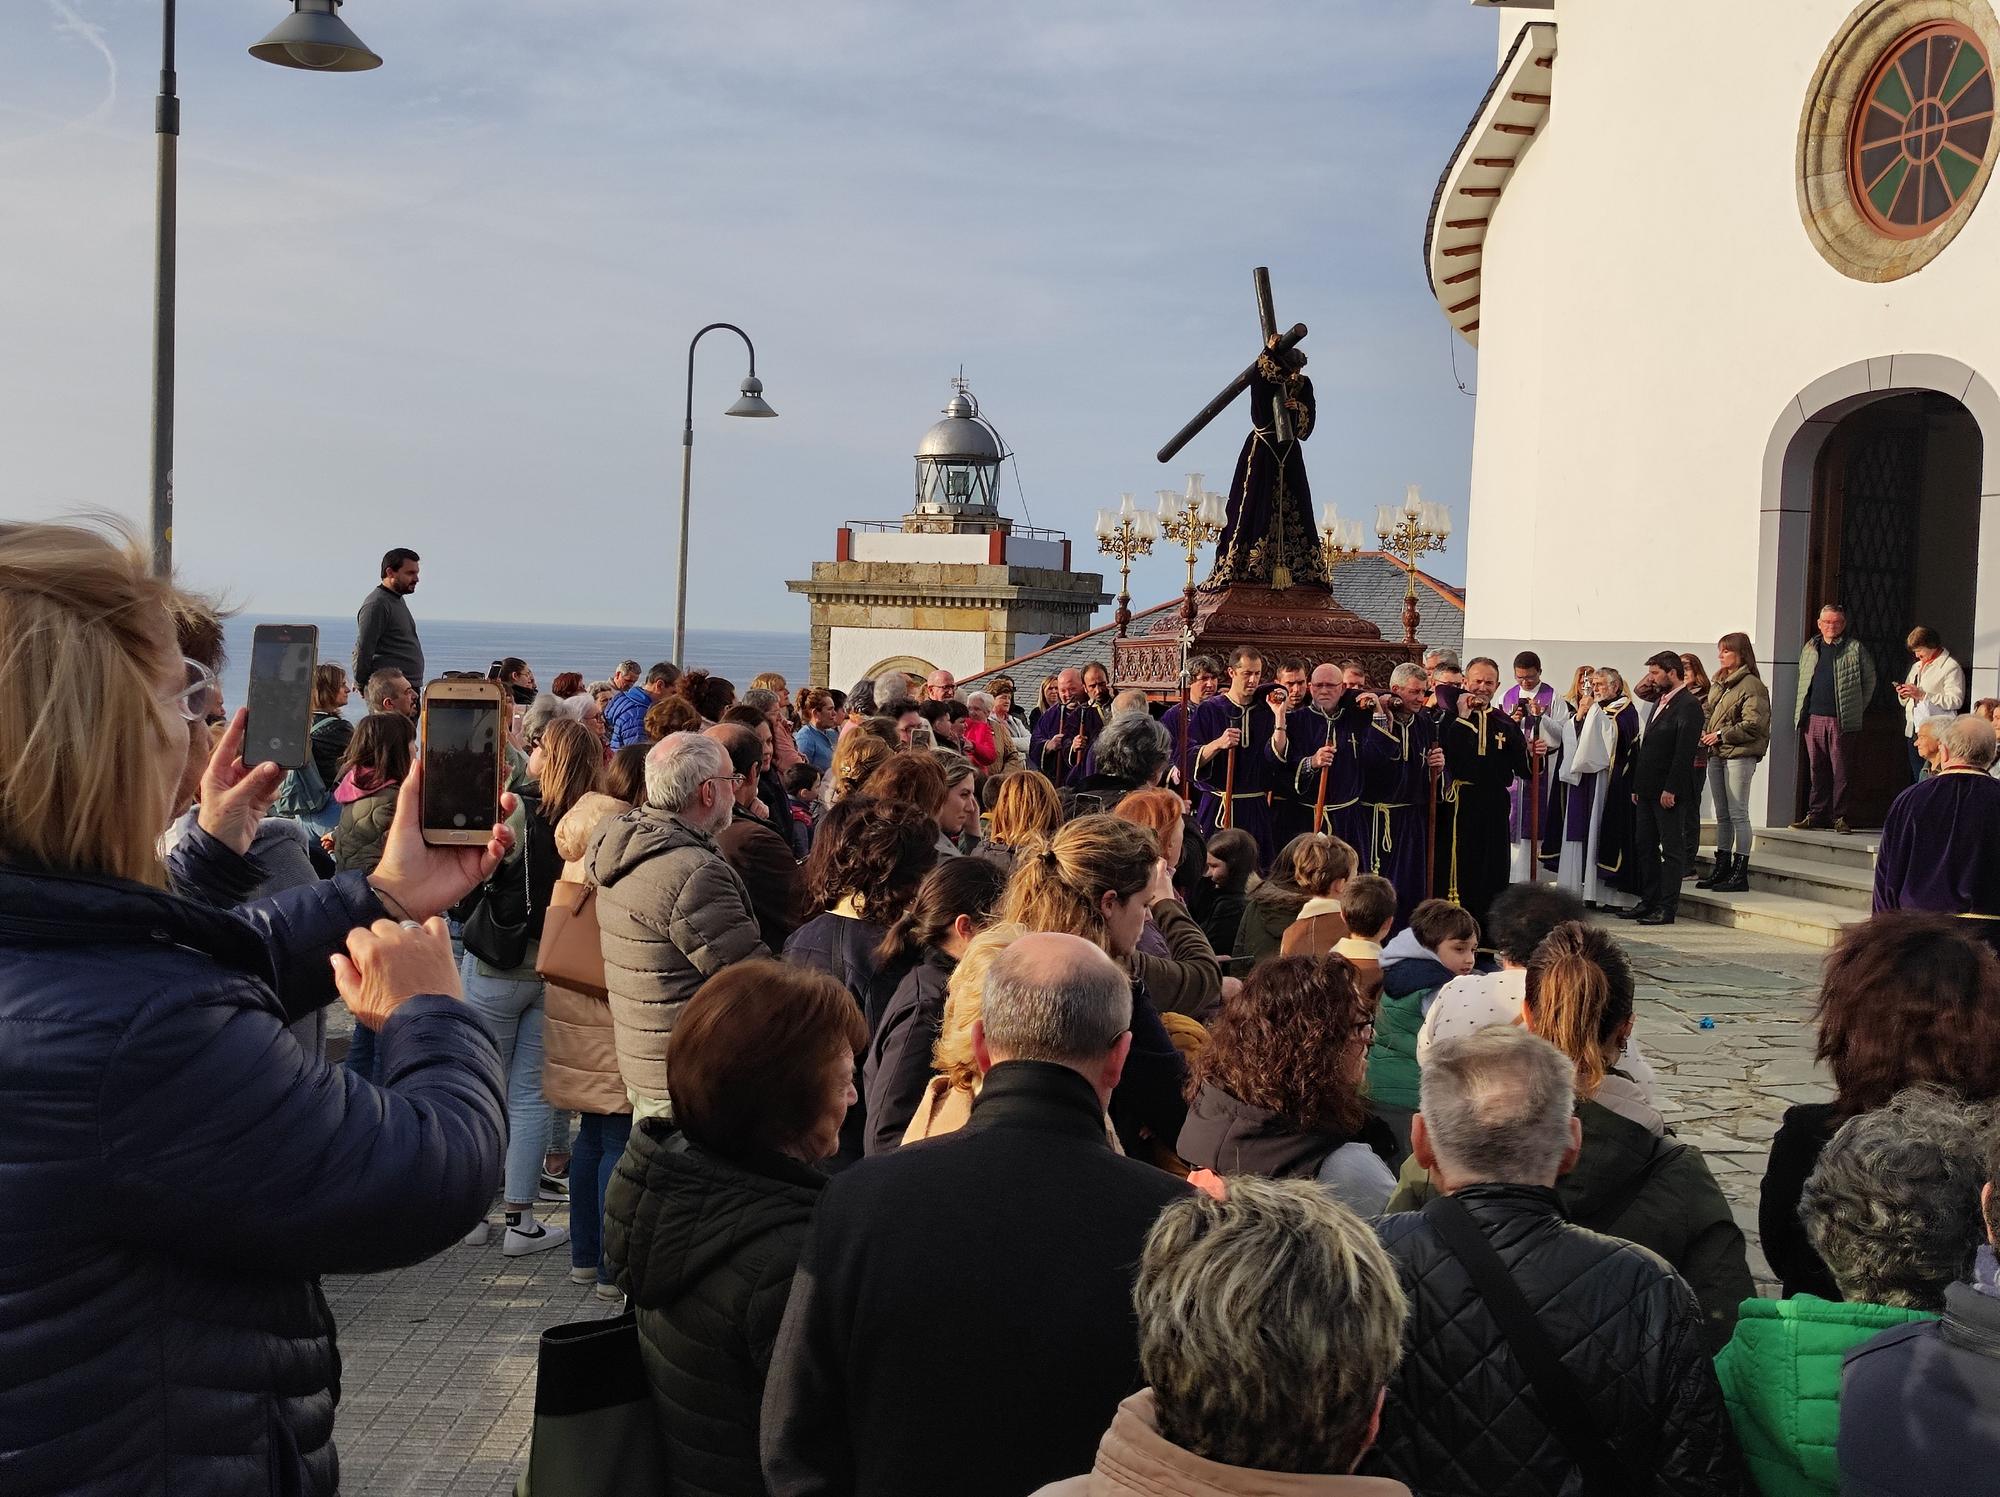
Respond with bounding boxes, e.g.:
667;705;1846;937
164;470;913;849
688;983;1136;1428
323;916;1831;1494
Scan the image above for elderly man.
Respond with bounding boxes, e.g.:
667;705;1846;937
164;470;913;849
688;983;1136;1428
1271;662;1373;850
1874;714;2000;955
1363;1027;1745;1495
584;733;768;1120
1029;667;1103;785
873;668;914;716
923;668;957;703
1434;657;1530;930
1793;603;1878;834
364;667;418;722
606;661;677;750
1360;663;1446;922
762;932;1191;1497
611;659;641;692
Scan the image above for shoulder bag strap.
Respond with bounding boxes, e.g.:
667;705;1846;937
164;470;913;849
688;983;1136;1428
1423;1194;1638;1497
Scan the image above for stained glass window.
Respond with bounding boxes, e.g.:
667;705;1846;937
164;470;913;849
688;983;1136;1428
1849;22;1995;236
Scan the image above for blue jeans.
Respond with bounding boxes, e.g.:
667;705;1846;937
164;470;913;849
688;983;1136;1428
460;955;552;1207
1706;757;1758;857
568;1112;633;1282
344;1021;380;1084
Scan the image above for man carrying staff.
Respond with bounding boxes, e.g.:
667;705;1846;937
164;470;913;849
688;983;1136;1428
1361;662;1445;923
1499;651;1557;883
1263;658;1313;847
1028;668;1103;785
1191;646;1282;867
1272;660;1374;852
1437;657;1531;931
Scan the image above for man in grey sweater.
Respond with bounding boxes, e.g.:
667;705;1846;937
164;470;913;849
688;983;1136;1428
354;547;425;687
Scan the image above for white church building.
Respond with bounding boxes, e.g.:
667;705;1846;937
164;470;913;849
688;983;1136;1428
1439;0;2000;829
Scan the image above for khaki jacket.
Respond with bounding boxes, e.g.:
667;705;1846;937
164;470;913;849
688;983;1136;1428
1703;665;1772;761
544;793;632;1116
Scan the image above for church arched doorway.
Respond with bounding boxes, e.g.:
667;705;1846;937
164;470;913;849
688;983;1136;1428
1760;360;1997;829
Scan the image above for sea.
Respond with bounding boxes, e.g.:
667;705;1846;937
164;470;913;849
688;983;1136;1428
219;614;808;718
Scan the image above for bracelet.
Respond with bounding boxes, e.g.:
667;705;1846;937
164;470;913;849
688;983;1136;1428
368;880;415;923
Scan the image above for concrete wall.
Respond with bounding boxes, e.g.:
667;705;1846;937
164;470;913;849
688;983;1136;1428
1461;0;2000;824
829;626;989;687
849;532;990;564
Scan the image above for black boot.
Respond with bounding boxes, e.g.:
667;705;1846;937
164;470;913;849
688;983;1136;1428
1695;853;1728;889
1714;854;1750;893
1638;896;1678;925
1616;900;1655;920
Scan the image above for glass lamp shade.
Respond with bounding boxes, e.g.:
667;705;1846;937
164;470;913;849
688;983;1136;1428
1183;472;1206;505
1157;488;1183;522
1201;492;1228;528
1436;506;1453;540
726;375;776;417
1138;511;1159;542
1403;483;1424;520
249;0;382;71
1375;505;1393;539
1095;510;1115;540
1348;518;1367;552
1117;491;1136;519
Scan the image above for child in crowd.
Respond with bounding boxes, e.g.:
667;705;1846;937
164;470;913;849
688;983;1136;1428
1191;827;1257;959
1365;899;1481;1157
785;762;822;856
1328;874;1395;1004
1279;835;1359;958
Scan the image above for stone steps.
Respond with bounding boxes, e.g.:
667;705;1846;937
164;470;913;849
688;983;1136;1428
1677;820;1878;947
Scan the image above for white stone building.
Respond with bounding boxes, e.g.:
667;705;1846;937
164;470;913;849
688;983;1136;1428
788;381;1107;688
1437;0;2000;826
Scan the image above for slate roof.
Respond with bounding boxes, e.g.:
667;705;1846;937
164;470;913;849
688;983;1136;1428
962;554;1464;690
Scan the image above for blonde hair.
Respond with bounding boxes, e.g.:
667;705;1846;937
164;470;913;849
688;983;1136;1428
998;813;1155;951
751;671;787;695
931;920;1027;1092
988;770;1062;848
1523;921;1635;1098
1289;834;1357;897
828;729;893;803
0;522;187;886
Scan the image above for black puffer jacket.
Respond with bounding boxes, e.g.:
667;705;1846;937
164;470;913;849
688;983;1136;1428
605;1120;825;1497
783;912;908;1166
0;860;505;1497
1362;1185;1748;1497
862;946;955;1156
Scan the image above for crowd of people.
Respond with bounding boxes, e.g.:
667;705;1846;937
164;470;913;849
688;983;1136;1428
9;524;2000;1496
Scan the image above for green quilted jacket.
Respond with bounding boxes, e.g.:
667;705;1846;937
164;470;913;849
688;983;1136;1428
1794;635;1878;734
1713;1294;1934;1497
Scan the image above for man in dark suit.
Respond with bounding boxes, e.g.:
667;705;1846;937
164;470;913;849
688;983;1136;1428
1626;650;1706;925
759;932;1192;1497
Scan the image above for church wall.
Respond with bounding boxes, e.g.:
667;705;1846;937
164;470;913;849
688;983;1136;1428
829;625;990;688
1462;0;2000;709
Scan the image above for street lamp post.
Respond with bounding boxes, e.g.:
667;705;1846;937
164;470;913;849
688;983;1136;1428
675;323;777;669
1157;473;1226;789
1095;492;1157;638
148;0;381;577
1375;484;1453;649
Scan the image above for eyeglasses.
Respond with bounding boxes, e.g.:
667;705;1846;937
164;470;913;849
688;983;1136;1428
165;657;220;723
1349;1017;1378;1042
706;774;746;788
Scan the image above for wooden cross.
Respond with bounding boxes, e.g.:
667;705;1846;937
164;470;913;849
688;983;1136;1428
1156;267;1308;463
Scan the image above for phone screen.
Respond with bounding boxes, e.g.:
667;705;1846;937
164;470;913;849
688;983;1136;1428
245;627;317;769
423;700;502;834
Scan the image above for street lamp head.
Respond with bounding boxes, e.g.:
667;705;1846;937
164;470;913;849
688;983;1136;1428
726;375;777;418
250;0;382;72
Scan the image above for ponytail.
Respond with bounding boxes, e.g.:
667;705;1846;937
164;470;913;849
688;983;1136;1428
875;856;1008;970
1523;922;1635;1097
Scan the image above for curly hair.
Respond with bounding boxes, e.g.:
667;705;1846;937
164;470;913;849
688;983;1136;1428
801;794;938;924
644;694;701;741
859;751;947;816
827;729;894;805
672;668;736;722
1189;954;1372;1135
1816;912;2000;1120
1802;1086;1994;1309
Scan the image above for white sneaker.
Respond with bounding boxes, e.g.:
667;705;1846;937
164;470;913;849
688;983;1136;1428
463;1221;491;1247
568;1265;597;1286
502;1220;570;1257
594;1282;625;1305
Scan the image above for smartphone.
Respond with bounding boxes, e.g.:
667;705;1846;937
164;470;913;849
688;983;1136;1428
244;623;319;769
421;678;506;845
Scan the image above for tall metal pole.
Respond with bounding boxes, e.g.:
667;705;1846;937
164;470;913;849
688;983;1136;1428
674;322;759;670
150;0;180;576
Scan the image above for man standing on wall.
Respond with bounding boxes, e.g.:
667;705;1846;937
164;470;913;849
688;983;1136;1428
353;548;424;689
1792;603;1877;834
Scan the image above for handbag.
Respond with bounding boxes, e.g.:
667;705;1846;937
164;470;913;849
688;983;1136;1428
462;813;537;971
1423;1193;1638;1497
514;1311;667;1497
536;879;607;999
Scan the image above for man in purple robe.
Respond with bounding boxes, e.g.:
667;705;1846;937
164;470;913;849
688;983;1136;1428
1272;661;1374;854
1439;658;1532;930
1263;658;1313;846
1875;715;2000;958
1192;646;1283;867
1160;655;1221;792
1028;668;1102;785
1361;662;1445;924
1499;651;1558;883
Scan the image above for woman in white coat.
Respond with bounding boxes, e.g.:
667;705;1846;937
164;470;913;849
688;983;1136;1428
1896;626;1967;783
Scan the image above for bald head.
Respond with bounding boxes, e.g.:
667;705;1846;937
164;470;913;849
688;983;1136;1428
975;931;1133;1093
1941;713;1999;770
925;668;957;702
1057;668;1084;704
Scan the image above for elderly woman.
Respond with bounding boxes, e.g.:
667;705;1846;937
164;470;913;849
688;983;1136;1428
1897;626;1968;782
1719;1089;1991;1497
0;522;507;1494
1036;1177;1410;1495
1761;912;2000;1301
606;961;867;1497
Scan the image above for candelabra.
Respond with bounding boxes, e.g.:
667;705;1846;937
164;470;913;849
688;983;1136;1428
1317;504;1366;579
1375;484;1453;649
1157;473;1227;788
1095;492;1158;638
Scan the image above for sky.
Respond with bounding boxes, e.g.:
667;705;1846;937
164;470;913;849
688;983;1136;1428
1;0;1494;632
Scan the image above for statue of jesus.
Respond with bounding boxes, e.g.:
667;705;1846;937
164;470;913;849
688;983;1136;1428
1202;338;1326;593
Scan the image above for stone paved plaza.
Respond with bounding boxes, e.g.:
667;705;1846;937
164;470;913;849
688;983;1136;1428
324;916;1832;1495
